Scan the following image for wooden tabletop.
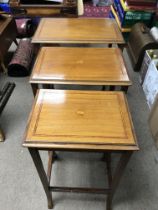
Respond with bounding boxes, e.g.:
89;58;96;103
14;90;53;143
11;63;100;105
30;47;131;86
32;18;125;44
23;90;138;151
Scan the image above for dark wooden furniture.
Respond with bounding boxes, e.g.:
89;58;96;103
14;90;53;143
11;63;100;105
32;18;125;46
9;0;77;17
30;47;131;95
0;82;15;142
23;89;139;210
127;22;158;72
0;16;18;73
0;128;4;142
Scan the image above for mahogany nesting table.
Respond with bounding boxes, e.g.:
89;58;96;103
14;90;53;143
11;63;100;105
31;18;125;48
23;89;139;210
30;47;131;95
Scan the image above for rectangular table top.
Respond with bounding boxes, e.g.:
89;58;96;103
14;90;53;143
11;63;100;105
32;18;125;44
30;47;131;86
23;90;138;151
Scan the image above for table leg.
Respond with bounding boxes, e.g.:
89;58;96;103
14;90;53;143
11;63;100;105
43;84;54;89
106;151;133;210
102;86;106;91
102;153;112;187
0;128;4;142
13;39;18;46
1;61;7;74
118;44;126;52
31;84;38;97
29;148;53;209
109;86;115;91
105;153;112;188
108;44;112;48
47;151;58;185
121;86;128;93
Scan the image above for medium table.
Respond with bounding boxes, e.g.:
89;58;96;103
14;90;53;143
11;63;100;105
30;47;131;95
23;89;139;210
32;18;125;47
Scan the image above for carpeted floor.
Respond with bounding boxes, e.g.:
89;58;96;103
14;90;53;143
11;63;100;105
0;46;158;210
82;3;111;17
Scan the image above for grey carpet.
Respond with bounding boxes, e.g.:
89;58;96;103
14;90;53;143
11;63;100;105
0;48;158;210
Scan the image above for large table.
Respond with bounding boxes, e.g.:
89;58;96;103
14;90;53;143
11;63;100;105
23;89;139;210
30;47;131;95
32;18;125;46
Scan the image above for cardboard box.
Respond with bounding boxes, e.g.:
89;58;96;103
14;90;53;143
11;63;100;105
143;59;158;109
0;1;9;3
140;49;158;84
148;94;158;149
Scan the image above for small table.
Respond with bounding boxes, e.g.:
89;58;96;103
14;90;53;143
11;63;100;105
30;47;131;95
23;89;139;210
32;18;125;47
0;16;18;72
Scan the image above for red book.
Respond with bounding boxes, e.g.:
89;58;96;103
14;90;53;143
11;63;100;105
126;0;157;7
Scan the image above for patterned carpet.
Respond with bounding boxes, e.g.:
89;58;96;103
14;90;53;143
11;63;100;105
82;3;111;18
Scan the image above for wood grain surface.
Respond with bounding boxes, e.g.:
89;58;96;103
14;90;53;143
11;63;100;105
30;47;131;86
23;90;138;151
32;18;124;44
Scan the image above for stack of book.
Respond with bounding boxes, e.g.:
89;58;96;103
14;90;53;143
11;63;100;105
109;0;157;32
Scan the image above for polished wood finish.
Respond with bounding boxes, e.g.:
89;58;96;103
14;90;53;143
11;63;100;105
23;90;138;151
30;47;131;91
24;90;138;209
32;18;125;44
0;16;17;72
